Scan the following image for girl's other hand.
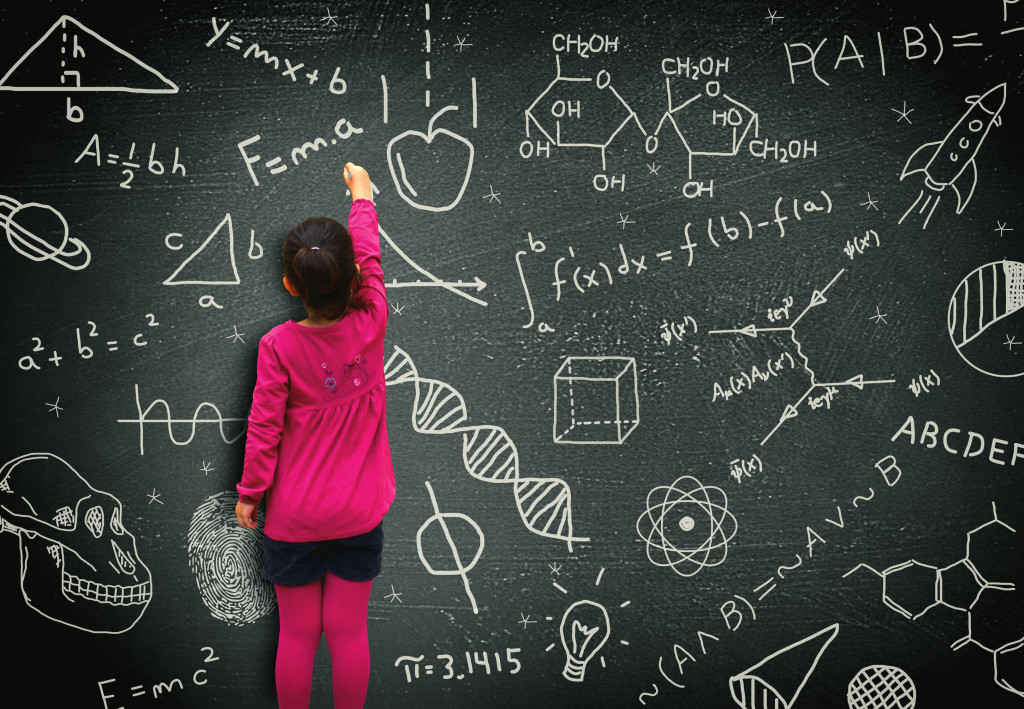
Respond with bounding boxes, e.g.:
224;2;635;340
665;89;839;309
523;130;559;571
344;162;372;202
236;500;259;529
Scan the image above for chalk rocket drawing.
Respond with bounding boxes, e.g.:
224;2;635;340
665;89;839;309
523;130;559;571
899;83;1007;228
187;492;275;626
0;15;178;93
0;452;152;634
729;624;839;709
384;346;589;551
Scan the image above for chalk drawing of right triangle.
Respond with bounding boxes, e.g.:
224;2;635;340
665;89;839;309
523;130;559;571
164;214;240;286
0;15;178;93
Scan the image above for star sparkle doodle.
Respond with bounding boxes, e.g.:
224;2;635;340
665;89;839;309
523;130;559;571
45;397;63;417
891;101;915;124
483;185;501;204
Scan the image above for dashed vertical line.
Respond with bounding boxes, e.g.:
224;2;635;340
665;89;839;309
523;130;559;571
568;362;576;429
424;3;431;107
381;75;388;123
472;77;477;127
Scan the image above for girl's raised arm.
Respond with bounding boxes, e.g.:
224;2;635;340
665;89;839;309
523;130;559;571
343;163;385;303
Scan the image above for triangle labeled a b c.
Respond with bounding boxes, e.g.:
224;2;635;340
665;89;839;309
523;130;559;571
164;213;240;286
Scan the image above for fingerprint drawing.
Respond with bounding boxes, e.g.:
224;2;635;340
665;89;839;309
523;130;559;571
384;346;589;551
948;260;1024;377
416;481;485;614
187;492;275;626
0;194;91;270
0;452;152;634
847;665;917;709
729;624;839;709
636;474;737;578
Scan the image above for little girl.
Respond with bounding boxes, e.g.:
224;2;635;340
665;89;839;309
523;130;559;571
235;162;395;709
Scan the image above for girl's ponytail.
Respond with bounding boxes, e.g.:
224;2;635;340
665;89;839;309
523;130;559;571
293;245;341;296
282;217;367;320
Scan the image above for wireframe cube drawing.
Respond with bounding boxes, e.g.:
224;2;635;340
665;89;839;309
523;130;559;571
553;356;639;444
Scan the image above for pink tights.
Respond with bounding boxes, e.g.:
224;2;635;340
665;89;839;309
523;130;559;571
274;573;372;709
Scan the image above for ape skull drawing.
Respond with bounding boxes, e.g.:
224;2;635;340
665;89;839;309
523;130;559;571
0;452;152;633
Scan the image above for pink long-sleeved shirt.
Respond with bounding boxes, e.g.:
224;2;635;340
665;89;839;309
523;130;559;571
237;199;395;542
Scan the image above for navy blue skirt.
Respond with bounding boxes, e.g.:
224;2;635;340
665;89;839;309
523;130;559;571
262;521;384;586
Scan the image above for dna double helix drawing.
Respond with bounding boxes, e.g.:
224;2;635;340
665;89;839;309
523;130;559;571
384;346;589;551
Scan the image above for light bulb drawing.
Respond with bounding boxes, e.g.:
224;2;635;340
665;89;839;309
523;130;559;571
539;566;631;683
560;600;610;682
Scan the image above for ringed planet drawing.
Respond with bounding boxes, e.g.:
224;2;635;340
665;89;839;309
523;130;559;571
0;194;91;270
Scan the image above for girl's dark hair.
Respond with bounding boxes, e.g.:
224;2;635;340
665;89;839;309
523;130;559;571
282;217;368;320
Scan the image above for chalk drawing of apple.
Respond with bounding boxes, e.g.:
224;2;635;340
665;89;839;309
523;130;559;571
387;105;475;213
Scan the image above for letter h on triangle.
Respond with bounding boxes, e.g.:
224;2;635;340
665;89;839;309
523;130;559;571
0;15;178;93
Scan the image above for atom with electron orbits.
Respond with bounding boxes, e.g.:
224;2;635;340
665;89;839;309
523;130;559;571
636;474;737;578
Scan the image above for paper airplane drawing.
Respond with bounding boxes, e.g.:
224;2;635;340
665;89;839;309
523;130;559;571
899;84;1006;228
0;15;178;93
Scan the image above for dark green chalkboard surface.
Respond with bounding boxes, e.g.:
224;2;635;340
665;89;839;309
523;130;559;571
2;1;1023;707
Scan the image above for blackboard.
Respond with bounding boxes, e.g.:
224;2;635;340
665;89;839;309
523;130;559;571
2;1;1023;707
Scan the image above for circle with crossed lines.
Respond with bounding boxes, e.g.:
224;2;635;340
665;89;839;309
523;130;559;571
636;474;737;578
847;665;916;709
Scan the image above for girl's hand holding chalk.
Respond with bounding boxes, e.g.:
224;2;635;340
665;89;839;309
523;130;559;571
344;162;372;202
